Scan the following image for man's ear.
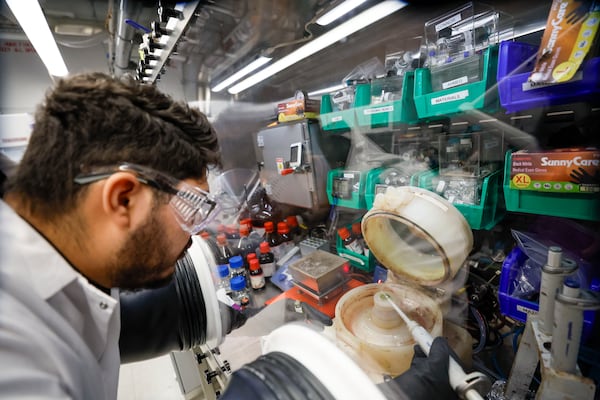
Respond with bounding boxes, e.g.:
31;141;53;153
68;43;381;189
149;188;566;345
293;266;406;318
101;172;147;229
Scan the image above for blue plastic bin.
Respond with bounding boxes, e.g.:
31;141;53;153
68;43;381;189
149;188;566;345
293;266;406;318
497;41;600;113
498;246;596;344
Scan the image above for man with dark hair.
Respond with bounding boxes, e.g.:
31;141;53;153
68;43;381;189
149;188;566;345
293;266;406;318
0;72;467;400
0;72;221;399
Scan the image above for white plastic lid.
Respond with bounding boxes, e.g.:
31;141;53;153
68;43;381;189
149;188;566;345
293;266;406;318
362;186;472;286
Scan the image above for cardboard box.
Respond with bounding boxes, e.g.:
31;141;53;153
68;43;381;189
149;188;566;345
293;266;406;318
509;148;600;193
529;0;600;84
277;98;320;123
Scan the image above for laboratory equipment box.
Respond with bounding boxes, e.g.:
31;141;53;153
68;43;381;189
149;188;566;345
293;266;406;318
503;150;600;221
254;120;350;211
288;250;349;294
277;96;320;123
497;41;600;113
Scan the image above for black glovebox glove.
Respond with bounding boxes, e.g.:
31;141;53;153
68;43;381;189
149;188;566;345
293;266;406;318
377;337;459;400
220;302;265;334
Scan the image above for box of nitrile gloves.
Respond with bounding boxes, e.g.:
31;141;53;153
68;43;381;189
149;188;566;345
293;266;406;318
509;148;600;194
503;150;600;221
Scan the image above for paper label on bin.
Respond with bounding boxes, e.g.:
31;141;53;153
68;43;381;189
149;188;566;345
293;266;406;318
435;13;462;32
331;116;343;122
442;76;468;89
430;89;469;105
516;304;538;317
521;72;582;91
363;105;394;115
509;149;600;193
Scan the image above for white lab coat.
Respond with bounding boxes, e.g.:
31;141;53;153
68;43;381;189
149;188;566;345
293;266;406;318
0;201;121;399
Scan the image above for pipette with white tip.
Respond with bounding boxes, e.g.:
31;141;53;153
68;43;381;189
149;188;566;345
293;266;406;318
380;292;490;400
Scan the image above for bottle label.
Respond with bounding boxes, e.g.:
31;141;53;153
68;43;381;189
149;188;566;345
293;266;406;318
261;261;276;277
250;275;266;290
345;240;364;255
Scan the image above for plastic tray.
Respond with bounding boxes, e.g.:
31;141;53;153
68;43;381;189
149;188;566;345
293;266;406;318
503;152;600;221
497;41;600;113
419;169;505;230
413;45;500;118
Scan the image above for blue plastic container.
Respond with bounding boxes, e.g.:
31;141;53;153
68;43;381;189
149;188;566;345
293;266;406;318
497;41;600;113
498;247;596;344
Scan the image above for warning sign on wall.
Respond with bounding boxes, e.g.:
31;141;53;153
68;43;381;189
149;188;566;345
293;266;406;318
0;40;36;54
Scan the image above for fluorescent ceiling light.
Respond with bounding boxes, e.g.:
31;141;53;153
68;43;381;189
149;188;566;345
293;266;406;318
308;84;346;96
6;0;69;77
228;0;407;94
211;56;272;92
317;0;368;26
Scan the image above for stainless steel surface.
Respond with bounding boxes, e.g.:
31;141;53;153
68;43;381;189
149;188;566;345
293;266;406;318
255;120;349;210
288;250;347;294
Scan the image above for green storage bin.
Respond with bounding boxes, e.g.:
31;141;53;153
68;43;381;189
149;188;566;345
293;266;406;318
364;168;387;210
413;45;500;118
355;71;419;128
412;168;438;191
419;169;505;230
319;107;356;131
320;83;371;131
364;167;433;210
336;221;375;272
503;152;600;221
327;168;373;209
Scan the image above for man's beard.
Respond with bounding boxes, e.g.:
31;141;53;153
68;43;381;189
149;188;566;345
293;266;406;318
107;210;186;290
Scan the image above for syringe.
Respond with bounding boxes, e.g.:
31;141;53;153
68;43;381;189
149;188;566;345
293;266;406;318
380;292;490;400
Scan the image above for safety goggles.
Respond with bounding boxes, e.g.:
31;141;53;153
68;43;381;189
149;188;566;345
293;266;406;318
74;163;220;235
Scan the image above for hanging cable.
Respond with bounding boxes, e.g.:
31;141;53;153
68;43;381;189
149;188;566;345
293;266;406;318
469;305;488;354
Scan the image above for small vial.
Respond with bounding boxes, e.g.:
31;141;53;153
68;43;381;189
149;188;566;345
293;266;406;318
230;275;251;310
249;258;266;291
229;255;248;287
277;222;294;257
286;215;303;243
215;263;231;294
216;233;233;265
247;252;257;269
258;241;276;277
264;221;283;261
